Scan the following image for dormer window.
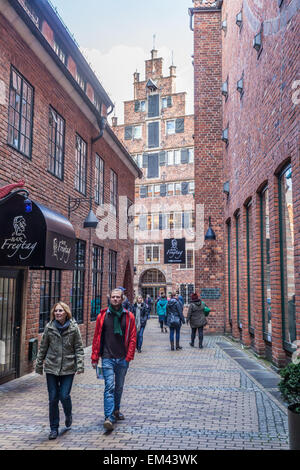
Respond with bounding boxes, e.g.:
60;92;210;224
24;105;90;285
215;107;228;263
53;37;67;65
76;69;86;91
146;78;158;92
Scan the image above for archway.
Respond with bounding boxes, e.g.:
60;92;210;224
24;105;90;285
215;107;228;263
139;269;166;314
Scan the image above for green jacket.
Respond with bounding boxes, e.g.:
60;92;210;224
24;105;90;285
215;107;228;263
35;319;84;376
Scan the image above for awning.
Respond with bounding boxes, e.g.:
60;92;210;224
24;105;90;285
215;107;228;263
0;194;76;270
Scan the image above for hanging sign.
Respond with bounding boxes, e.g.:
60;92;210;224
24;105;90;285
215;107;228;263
164;238;186;264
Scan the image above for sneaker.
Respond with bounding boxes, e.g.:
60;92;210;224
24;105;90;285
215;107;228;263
48;430;58;440
65;415;72;429
103;418;114;431
113;410;125;420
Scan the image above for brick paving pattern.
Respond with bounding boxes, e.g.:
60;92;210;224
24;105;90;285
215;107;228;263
0;319;289;450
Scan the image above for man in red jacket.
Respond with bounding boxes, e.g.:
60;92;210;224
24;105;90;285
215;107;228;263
91;288;136;431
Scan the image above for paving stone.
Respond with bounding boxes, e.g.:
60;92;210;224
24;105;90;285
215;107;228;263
0;319;289;450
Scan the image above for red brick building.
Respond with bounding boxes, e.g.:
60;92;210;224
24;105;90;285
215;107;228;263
0;0;141;384
112;50;195;310
190;0;300;366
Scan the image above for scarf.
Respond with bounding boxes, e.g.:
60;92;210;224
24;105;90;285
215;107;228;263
54;319;70;335
109;304;124;336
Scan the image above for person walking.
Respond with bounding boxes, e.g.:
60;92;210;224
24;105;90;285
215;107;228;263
91;288;136;431
35;302;84;440
187;293;208;349
145;294;152;318
132;295;148;353
117;286;132;312
165;292;185;350
156;292;168;333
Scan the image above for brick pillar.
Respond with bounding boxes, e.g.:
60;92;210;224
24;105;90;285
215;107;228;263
193;7;225;333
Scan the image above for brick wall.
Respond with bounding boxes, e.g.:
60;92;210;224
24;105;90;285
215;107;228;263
0;12;136;378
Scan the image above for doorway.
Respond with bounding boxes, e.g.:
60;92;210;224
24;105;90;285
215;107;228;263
140;269;166;315
0;269;23;384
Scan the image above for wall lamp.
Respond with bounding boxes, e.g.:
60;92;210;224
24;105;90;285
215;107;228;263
205;217;216;241
221;19;227;33
253;32;262;53
0;187;32;213
237;77;244;96
236;11;243;28
222;127;229;145
222;80;228;99
68;196;98;229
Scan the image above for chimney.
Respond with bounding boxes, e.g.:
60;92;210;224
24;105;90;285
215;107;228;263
169;65;176;77
111;116;118;127
151;49;158;59
133;71;140;83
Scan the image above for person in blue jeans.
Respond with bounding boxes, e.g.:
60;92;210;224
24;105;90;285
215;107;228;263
165;292;186;350
132;295;148;353
35;302;84;440
91;289;137;431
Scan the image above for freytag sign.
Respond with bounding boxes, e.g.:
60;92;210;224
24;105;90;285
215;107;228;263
0;194;75;269
164;238;186;264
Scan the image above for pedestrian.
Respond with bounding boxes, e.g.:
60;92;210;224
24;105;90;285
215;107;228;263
187;293;208;349
156;292;168;333
35;302;84;440
117;286;132;311
175;290;184;308
132;294;148;352
91;288;136;431
165;292;185;350
145;294;152;318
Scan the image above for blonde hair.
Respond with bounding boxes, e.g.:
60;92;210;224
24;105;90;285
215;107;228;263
50;302;72;321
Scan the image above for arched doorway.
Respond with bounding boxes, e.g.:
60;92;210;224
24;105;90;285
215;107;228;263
140;269;166;314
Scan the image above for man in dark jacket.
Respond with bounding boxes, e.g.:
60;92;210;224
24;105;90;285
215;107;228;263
165;292;185;350
91;289;137;431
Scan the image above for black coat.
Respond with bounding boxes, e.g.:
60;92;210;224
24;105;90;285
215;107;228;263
165;299;185;327
132;302;148;328
187;300;207;328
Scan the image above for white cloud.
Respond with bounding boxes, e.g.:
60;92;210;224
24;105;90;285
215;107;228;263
81;44;194;124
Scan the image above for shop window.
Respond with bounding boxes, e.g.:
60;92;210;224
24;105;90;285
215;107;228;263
48;106;65;180
279;165;296;348
39;270;61;332
71;240;86;324
91;245;104;321
260;187;272;341
8;67;34;158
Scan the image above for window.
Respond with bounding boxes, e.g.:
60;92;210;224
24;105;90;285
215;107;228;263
148;94;159;118
166;148;194;166
180;249;194;269
53;38;67;64
71;240;86;324
180;284;194;305
166;120;175;135
227;221;232;322
147;153;159;178
24;0;41;28
167;150;174;165
260;187;271;341
145;245;160;263
8;67;34;158
174;150;181;165
235;212;241;327
93;95;101;112
162;96;172;108
125;125;142;140
246;201;254;332
134;100;145;112
48;107;65;180
148;121;159;148
75;134;87;194
91;245;104;321
76;69;86;91
134;154;143;168
39;270;61;332
108;250;117;292
133;125;142;140
167;183;174;196
279;165;296;347
95;154;104;205
110;169;118;214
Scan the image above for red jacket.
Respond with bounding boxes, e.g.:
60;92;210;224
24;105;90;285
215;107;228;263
91;308;137;364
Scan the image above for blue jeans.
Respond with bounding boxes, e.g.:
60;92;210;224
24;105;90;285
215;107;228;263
102;358;129;422
46;374;74;431
137;326;145;351
169;326;180;344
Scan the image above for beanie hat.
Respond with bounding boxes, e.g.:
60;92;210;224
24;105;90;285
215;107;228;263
191;293;199;301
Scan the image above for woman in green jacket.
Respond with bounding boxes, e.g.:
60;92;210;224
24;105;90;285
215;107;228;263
35;302;84;440
156;293;168;333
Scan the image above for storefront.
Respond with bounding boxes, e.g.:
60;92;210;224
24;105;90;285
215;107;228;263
0;194;75;384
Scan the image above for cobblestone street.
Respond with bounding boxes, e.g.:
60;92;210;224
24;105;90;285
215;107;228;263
0;319;289;450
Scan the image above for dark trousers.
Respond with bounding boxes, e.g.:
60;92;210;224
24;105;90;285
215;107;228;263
169;326;180;344
46;373;74;431
191;327;204;346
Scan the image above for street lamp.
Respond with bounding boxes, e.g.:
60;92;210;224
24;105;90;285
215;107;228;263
205;217;216;241
68;196;98;229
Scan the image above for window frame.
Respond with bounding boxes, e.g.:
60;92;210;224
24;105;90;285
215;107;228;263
108;250;117;292
48;106;65;180
75;134;87;195
260;186;272;342
95;153;104;205
91;245;104;321
39;269;61;333
110;169;118;215
8;66;34;159
71;240;86;324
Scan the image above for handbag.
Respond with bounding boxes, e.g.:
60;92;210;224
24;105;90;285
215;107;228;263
169;313;180;328
202;302;211;317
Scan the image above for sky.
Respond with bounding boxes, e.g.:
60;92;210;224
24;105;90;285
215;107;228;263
50;0;194;124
